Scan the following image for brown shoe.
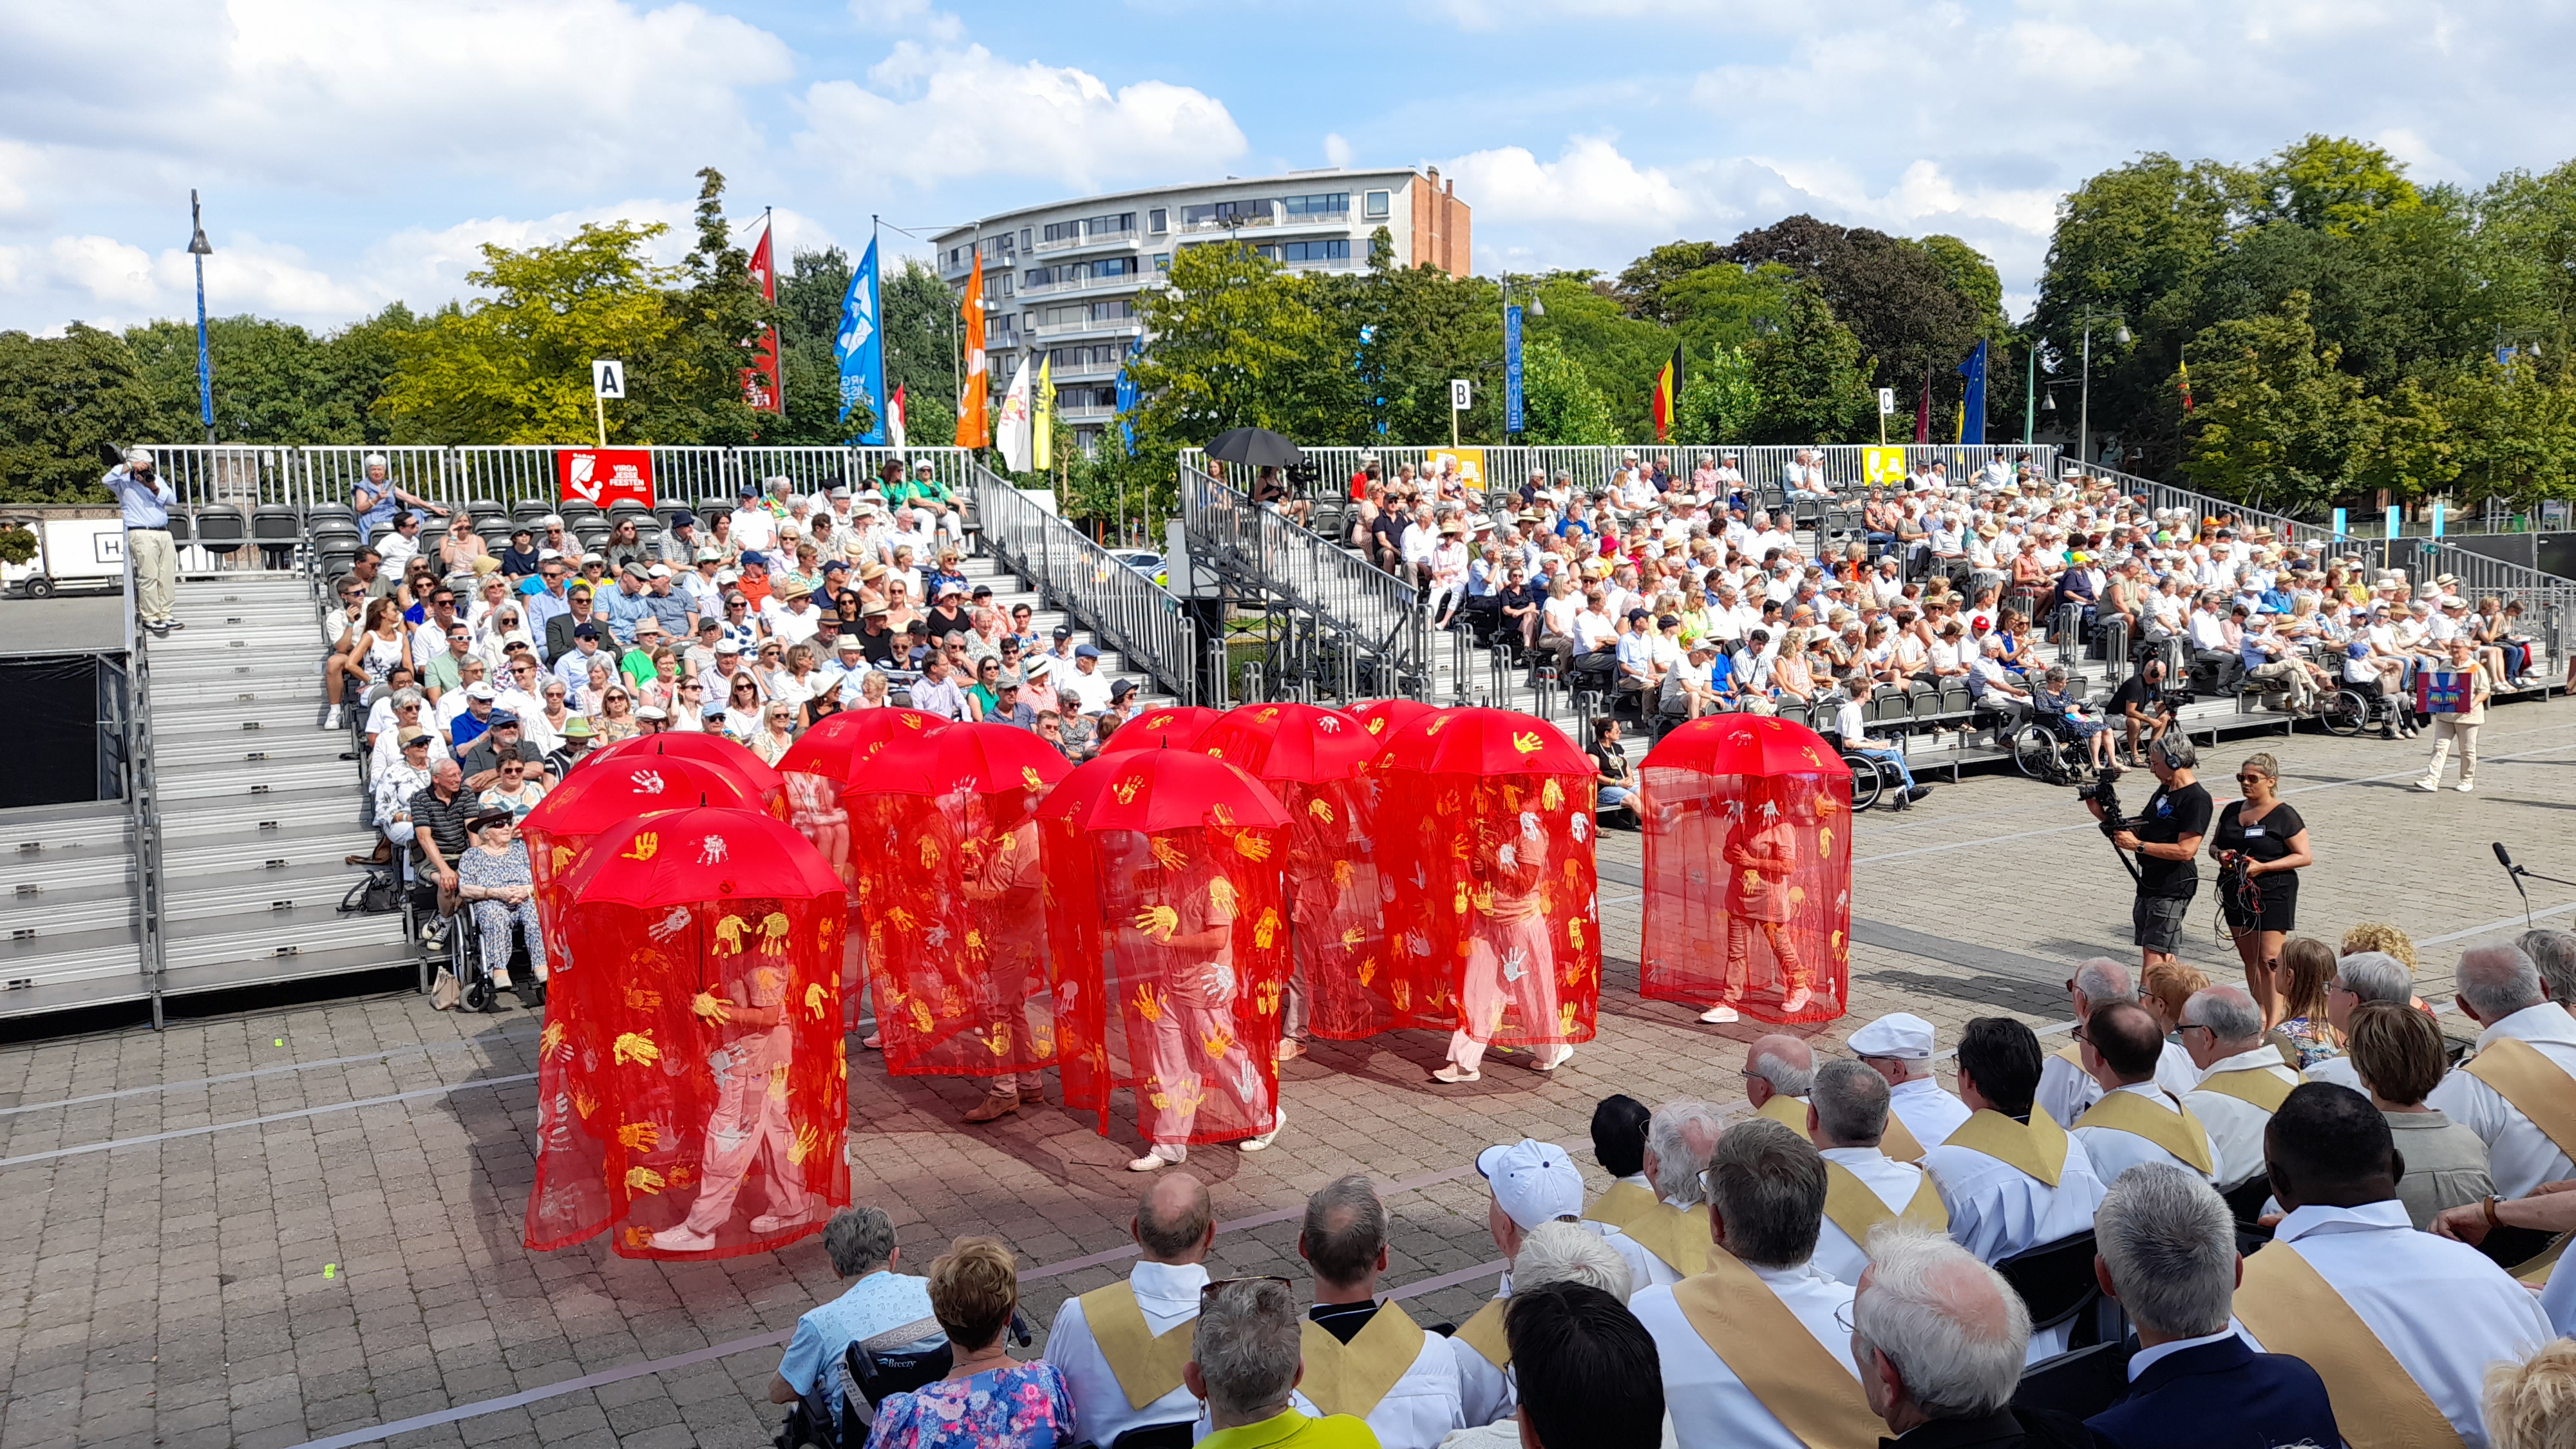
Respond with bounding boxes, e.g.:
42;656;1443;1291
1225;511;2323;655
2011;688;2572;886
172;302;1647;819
962;1092;1021;1124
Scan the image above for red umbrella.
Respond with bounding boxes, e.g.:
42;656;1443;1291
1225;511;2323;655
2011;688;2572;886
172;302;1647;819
1378;706;1589;775
1350;697;1437;745
1641;714;1851;779
1038;747;1287;833
776;708;949;782
524;753;766;840
1100;705;1224;754
848;720;1073;797
1195;702;1374;784
559;806;843;907
589;731;785;798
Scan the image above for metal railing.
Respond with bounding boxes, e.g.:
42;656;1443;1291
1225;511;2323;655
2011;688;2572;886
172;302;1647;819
1183;443;2063;504
137;444;978;513
968;466;1200;703
118;540;169;1028
1180;465;1430;700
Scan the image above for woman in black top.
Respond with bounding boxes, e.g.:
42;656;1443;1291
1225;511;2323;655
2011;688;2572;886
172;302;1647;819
2211;752;2315;1027
1589;717;1638;829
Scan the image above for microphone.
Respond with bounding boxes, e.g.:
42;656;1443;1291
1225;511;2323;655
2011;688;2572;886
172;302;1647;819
2496;842;2519;874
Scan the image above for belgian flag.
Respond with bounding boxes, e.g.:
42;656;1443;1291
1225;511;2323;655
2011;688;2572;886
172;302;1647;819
1651;345;1683;442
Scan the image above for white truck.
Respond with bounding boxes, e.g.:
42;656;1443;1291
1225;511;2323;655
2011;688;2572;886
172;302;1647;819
1;514;127;598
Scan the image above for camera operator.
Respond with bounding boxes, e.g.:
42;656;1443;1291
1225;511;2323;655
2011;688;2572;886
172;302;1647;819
2085;734;2210;972
2107;656;2174;767
102;447;181;636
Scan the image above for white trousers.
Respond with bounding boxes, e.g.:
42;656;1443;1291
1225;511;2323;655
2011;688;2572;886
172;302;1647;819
128;527;176;625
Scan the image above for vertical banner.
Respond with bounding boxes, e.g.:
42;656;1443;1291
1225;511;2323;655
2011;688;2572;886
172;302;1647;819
740;219;783;415
996;355;1034;473
2332;507;2347;540
2386;504;2401;540
1034;355;1053;472
1955;339;1987;444
2432;502;2446;538
1504;304;1525;435
1113;345;1139;458
1913;373;1931;443
1650;345;1681;442
957;247;990;449
837;236;887;442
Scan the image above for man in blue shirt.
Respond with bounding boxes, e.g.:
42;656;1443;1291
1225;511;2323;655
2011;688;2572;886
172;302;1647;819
766;1206;936;1431
103;449;181;634
522;559;572;663
597;562;656;647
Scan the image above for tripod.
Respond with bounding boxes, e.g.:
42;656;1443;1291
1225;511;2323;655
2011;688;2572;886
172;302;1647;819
2495;842;2576;931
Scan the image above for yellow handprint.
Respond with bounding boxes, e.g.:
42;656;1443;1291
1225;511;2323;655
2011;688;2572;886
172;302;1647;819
759;912;793;955
804;983;828;1020
612;1032;659;1066
625;1166;666;1195
691;992;732;1024
712;916;747;954
1233;833;1271;862
1133;904;1180;943
617;1121;661;1151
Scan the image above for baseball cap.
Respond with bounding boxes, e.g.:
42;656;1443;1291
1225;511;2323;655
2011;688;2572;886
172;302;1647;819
714;639;743;655
695;547;723;564
738;551;769;569
573;623;600;641
464;683;497;700
1475;1140;1585;1229
1846;1012;1935;1062
486;710;520;728
648;564;673;578
1074;643;1101;659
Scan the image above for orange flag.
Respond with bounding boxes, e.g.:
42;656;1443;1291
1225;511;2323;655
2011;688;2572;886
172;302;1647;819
957;247;991;449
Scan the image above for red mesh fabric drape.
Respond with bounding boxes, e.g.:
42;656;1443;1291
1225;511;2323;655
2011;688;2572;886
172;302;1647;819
779;710;951;1034
1374;710;1601;1050
1041;752;1292;1148
848;784;1055;1077
1638;717;1853;1026
525;808;851;1259
523;754;765;981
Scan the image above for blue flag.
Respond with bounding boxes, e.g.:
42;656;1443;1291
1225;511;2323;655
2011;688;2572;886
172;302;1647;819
1955;339;1987;445
837;238;887;443
1113;341;1139;457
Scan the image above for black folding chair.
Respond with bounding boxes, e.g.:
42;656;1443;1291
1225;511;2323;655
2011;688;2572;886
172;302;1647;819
2011;1338;2134;1422
1994;1229;2107;1347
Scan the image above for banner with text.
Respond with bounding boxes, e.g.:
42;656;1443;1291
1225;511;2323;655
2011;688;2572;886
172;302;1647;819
557;449;655;509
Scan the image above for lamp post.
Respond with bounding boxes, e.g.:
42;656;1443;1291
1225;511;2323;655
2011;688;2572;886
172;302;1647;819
2071;309;2128;471
187;191;214;444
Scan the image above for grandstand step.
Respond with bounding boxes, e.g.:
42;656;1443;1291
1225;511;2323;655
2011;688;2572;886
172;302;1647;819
149;624;326;654
158;799;370;851
163;826;383;883
0;875;142;940
0;931;144;1007
156;755;354;801
155;728;350;768
158;938;420;1001
148;674;328;710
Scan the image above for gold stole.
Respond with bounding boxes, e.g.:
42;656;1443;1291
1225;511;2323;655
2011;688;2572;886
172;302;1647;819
2515;1233;2572;1287
1940;1108;2069;1187
1298;1302;1426;1421
1759;1093;1923;1159
1618;1199;1710;1278
1583;1180;1658;1232
1454;1297;1509;1370
2235;1242;2468;1449
1669;1251;1882;1449
2074;1089;2215;1175
2465;1037;2576;1162
2195;1066;2295;1113
1075;1282;1195;1410
2053;1041;2084;1068
1823;1161;1947;1246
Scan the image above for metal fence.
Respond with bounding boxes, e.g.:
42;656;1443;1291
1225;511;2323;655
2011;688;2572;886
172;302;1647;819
1180;465;1430;700
1181;442;2063;504
138;444;978;513
967;464;1200;703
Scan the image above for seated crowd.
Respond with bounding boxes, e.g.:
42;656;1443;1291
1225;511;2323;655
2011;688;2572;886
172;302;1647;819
777;925;2576;1449
1270;448;2559;784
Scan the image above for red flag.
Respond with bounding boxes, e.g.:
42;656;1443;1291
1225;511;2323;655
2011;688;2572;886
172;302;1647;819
1651;346;1682;442
1913;373;1930;443
2179;359;2195;413
888;384;908;450
739;218;784;415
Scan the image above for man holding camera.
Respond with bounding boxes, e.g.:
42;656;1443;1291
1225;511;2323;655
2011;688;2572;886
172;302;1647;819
102;448;182;635
2084;735;2210;971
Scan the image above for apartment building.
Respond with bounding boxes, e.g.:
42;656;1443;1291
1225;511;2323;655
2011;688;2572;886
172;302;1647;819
930;166;1472;451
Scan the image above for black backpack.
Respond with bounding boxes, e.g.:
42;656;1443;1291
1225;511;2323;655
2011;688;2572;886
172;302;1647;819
341;866;404;915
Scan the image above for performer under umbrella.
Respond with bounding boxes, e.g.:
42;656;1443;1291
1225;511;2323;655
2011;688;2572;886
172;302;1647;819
775;708;951;1033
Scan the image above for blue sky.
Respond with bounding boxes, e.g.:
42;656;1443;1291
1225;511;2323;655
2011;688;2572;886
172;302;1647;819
7;0;2576;336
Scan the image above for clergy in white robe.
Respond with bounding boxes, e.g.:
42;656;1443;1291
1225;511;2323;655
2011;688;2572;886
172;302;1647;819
1448;1139;1590;1427
1848;1011;1975;1149
1801;1061;1946;1287
2426;952;2576;1198
2179;986;2299;1188
2238;1081;2551;1449
1629;1117;1880;1449
1606;1099;1728;1291
2036;958;2202;1126
2069;1003;2220;1186
1286;1174;1464;1449
1043;1174;1216;1449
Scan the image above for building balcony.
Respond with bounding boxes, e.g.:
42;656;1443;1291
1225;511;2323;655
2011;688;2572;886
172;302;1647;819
1028;317;1142;340
1023;270;1146;297
1057;402;1118;422
1034;227;1140;254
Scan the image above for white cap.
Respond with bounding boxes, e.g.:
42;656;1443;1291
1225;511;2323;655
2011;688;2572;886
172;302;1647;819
1846;1012;1935;1062
1475;1139;1584;1229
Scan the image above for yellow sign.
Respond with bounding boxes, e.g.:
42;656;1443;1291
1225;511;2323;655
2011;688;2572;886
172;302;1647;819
1863;446;1909;487
1426;448;1487;486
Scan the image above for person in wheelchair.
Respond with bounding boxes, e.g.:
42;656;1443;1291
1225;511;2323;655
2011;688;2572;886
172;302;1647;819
772;1206;939;1448
454;811;548;1008
2031;665;2119;777
1832;673;1931;809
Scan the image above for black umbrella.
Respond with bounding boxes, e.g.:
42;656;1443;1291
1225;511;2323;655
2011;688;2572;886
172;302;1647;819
1203;428;1305;468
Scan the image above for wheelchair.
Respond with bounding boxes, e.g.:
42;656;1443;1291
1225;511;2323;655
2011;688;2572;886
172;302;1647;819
2006;708;2107;787
779;1311;1037;1449
448;894;543;1012
1839;750;1892;811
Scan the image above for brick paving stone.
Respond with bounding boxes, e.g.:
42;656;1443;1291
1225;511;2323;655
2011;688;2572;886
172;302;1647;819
0;700;2568;1446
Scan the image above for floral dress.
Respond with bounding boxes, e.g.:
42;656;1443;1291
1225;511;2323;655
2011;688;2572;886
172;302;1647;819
865;1361;1074;1449
458;839;547;980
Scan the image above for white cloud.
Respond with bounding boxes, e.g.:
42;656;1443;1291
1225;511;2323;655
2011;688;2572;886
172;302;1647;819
1324;133;1354;169
1444;136;1703;231
794;43;1246;193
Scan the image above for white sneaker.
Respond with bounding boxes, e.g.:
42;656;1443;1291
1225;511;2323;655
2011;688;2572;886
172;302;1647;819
1531;1045;1574;1072
324;705;343;729
1781;987;1812;1014
1699;1005;1739;1025
2414;779;2440;792
1127;1143;1188;1172
748;1211;810;1234
648;1224;715;1253
1430;1063;1481;1084
2457;781;2476;793
1240;1105;1285;1151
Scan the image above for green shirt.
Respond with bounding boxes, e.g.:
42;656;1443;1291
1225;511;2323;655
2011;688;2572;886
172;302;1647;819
618;648;659;691
1200;1409;1381;1449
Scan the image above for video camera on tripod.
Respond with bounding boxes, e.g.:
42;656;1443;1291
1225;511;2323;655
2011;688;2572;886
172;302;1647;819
2078;775;2145;882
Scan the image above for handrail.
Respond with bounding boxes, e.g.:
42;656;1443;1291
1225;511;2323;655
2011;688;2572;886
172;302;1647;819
966;466;1200;703
1179;465;1430;699
138;444;980;513
1182;443;2061;503
118;531;169;1028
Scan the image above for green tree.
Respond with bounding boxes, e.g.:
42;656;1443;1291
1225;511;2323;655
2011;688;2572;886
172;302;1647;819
1744;282;1875;444
2177;292;2376;511
1517;271;1670;438
379;221;681;443
1663;261;1795;362
635;167;778;445
1728;214;1984;405
1611;240;1725;323
882;256;961;444
1517;335;1619;445
1920;236;2007;337
1676;343;1757;445
2257;135;2425;234
0;325;159;502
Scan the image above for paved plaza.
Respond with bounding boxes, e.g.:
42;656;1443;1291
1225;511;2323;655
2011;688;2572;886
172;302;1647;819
2;698;2571;1449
